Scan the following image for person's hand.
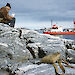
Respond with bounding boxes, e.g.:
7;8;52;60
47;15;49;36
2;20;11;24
12;13;15;17
11;16;14;18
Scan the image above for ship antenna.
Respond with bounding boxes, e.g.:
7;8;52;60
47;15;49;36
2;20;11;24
51;19;53;27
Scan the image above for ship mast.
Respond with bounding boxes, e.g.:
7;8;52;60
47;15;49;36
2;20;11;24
51;19;53;27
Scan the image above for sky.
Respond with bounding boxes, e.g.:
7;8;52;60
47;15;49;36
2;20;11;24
0;0;75;29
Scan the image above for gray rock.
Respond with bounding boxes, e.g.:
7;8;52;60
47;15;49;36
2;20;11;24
66;49;75;63
0;24;75;75
15;63;75;75
0;24;33;65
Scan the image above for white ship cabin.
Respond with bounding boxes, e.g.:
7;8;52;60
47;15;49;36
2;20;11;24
44;25;63;32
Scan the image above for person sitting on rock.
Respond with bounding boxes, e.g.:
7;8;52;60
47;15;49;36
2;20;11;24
0;3;15;27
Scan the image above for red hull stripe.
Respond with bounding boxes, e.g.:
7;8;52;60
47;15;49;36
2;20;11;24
43;32;75;35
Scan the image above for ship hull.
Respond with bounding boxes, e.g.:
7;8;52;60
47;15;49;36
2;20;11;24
43;32;75;35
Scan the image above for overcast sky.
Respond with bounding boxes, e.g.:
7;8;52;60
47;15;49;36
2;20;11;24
0;0;75;29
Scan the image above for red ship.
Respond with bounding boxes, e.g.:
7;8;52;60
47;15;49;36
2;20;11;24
43;21;75;35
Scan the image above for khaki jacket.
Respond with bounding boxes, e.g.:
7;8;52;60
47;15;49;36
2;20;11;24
0;7;12;23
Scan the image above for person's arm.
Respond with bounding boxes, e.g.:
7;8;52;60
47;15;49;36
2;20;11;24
6;13;13;20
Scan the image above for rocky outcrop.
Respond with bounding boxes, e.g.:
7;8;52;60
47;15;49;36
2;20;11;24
22;29;66;59
0;24;75;75
64;41;75;63
0;24;33;65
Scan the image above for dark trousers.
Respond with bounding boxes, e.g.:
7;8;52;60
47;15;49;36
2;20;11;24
7;17;16;27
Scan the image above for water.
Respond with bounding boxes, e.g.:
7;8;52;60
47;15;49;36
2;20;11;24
50;35;75;40
62;35;75;40
38;30;75;40
48;35;75;40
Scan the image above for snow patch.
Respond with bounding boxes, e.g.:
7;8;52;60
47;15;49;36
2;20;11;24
0;43;8;47
18;64;47;72
18;65;39;71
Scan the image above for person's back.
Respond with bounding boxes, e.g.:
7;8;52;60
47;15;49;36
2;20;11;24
0;7;10;23
0;3;15;27
0;7;5;22
0;7;4;18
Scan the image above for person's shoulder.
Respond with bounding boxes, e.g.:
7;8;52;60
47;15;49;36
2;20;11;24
1;7;6;9
0;7;7;11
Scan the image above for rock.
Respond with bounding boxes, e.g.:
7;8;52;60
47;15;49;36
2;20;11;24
0;24;66;63
64;41;75;63
15;63;75;75
0;24;75;75
0;69;9;75
66;49;75;63
65;40;75;49
0;24;33;65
